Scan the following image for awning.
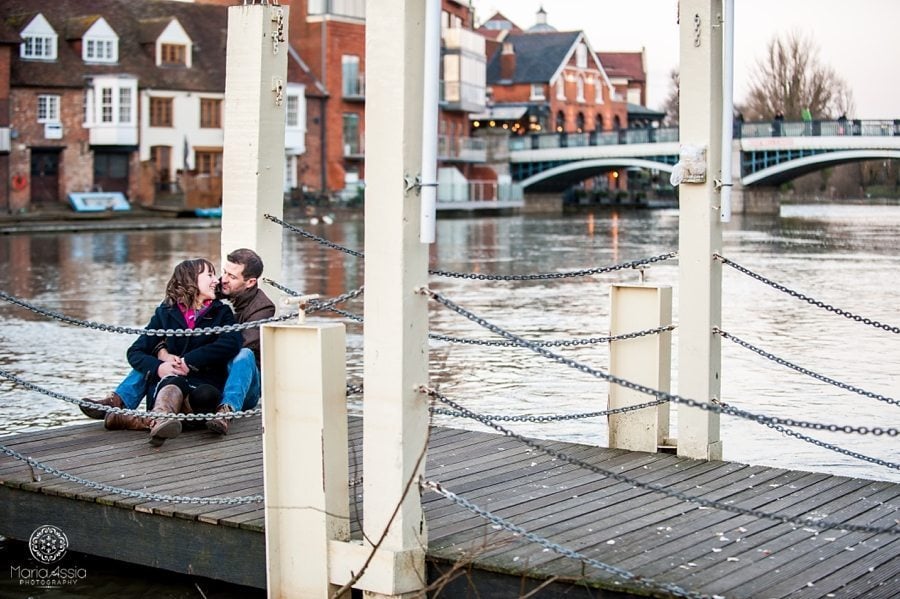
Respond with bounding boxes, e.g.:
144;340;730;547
469;106;528;121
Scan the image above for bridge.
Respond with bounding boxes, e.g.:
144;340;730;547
506;119;900;212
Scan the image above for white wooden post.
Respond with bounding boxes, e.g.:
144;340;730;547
220;4;287;283
608;285;673;453
261;323;349;598
677;0;724;460
356;0;430;595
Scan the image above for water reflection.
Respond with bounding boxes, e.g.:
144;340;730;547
0;205;897;484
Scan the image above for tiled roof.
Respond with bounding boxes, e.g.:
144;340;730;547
0;19;22;44
485;30;580;84
598;51;645;82
3;0;228;92
64;15;101;40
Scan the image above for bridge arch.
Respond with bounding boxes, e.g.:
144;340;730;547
519;158;675;190
744;150;900;186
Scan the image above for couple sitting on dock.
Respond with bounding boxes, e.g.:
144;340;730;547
80;248;276;446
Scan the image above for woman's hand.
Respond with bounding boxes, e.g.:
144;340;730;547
157;357;190;378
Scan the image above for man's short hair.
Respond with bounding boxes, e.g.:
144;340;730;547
227;248;264;279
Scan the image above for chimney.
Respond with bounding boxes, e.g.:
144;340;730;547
500;42;515;80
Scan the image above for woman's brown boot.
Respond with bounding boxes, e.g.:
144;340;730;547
148;385;184;447
104;411;152;431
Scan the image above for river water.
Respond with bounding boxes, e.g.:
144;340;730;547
0;203;898;594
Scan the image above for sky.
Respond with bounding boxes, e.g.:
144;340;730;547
469;0;899;118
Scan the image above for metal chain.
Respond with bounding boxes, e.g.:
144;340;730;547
265;213;364;257
765;421;900;471
267;278;673;347
0;285;366;337
429;252;678;281
0;369;260;421
430;396;668;423
715;254;900;333
346;383;363;396
716;328;900;407
429;325;674;348
0;289;296;337
424;289;899;437
0;443;262;505
423;388;899;535
265;213;677;281
421;479;709;599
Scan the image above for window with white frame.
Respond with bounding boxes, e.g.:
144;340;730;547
576;76;585;102
575;43;587;68
530;84;545;101
37;95;60;123
22;34;57;60
85;39;116;62
83;77;137;126
286;95;300;127
118;87;133;123
595;79;603;103
556;78;566;100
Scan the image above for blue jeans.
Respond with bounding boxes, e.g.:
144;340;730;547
115;348;260;412
222;348;261;412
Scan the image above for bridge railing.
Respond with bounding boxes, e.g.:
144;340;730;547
509;120;900;151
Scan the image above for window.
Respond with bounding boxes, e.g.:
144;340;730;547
342;55;362;97
556;78;566;100
37;95;60;123
200;98;222;128
530;84;545;101
22;34;57;60
575;43;587;68
595;79;603;103
150;98;173;127
85;39;115;62
101;88;114;123
343;113;360;155
160;43;186;66
576;77;585;102
195;150;223;176
286;95;300;127
119;88;133;124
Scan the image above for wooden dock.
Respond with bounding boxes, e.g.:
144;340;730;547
0;416;897;598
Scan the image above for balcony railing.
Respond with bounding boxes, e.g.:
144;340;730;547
342;75;365;100
438;136;487;162
343;134;364;158
437;179;523;203
440;81;486;113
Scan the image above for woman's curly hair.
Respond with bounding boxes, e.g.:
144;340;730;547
164;258;216;308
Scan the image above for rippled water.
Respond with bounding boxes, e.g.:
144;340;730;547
1;204;898;491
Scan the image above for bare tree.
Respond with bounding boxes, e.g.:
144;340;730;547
742;31;854;120
661;69;679;126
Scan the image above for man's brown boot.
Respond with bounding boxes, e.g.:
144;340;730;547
104;411;152;431
80;392;124;420
206;404;233;435
148;385;184;447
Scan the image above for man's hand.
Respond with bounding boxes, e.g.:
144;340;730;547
157;356;190;378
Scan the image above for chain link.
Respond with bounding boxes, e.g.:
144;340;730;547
0;442;262;505
266;213;677;281
716;328;900;407
423;388;899;535
764;421;900;471
430;252;678;281
430;396;668;423
715;254;900;334
0;369;260;421
267;278;673;347
421;479;709;599
424;289;898;438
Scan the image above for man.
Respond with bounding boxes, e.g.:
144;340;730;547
82;248;276;435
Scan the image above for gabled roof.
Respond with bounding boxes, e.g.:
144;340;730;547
598;51;645;83
4;0;228;92
486;30;580;84
476;11;521;42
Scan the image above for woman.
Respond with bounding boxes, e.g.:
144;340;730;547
107;258;242;446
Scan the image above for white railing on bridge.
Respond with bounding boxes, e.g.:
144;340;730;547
438;180;522;203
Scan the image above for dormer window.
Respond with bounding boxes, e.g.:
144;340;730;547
82;17;118;63
161;43;186;66
20;14;58;60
